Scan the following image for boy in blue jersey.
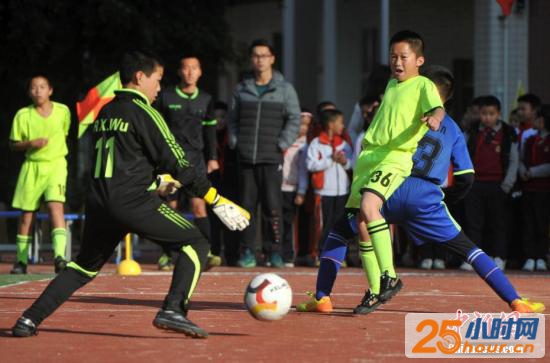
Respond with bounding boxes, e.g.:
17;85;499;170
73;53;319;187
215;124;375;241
297;66;545;315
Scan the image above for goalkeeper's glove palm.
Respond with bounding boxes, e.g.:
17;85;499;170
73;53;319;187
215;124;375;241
204;188;250;231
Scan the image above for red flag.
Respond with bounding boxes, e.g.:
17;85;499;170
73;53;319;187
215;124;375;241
496;0;514;17
77;72;121;138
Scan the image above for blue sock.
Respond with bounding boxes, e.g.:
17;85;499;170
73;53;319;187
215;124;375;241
467;248;520;304
315;231;348;300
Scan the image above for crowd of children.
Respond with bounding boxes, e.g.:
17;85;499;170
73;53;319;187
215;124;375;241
6;36;550;276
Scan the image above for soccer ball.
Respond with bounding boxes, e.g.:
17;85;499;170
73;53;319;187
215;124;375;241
244;273;292;321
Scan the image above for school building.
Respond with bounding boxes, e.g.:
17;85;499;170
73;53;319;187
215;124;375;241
219;0;550;120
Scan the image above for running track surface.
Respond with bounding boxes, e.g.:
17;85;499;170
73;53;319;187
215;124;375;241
0;263;548;363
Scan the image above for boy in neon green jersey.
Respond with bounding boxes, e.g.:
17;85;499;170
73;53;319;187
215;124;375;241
346;30;444;300
9;75;71;274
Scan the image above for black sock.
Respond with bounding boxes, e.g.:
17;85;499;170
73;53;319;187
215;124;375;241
162;240;209;313
23;268;93;325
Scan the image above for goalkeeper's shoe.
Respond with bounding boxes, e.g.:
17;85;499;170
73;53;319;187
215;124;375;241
153;309;208;338
296;292;333;313
12;317;37;337
353;289;382;315
510;298;545;313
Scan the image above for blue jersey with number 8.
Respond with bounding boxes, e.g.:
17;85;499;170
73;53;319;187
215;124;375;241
411;114;474;186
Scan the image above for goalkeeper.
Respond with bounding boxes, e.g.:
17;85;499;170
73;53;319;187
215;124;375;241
11;51;249;339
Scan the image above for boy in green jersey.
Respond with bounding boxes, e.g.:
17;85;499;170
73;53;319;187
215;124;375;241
347;30;444;299
9;75;71;274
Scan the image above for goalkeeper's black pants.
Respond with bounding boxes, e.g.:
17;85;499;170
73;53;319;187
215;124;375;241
23;193;210;326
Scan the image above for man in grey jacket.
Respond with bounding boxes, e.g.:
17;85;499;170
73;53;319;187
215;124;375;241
228;39;301;267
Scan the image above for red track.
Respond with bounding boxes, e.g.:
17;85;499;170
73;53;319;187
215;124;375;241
0;264;548;362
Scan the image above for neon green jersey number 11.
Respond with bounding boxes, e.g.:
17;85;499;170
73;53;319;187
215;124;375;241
94;136;115;178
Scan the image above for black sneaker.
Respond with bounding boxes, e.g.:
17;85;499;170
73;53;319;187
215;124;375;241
10;261;27;275
353;289;382;315
153;309;208;338
12;317;37;337
54;256;67;274
379;271;403;302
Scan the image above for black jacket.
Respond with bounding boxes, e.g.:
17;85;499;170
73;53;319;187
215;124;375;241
89;89;210;207
228;71;301;164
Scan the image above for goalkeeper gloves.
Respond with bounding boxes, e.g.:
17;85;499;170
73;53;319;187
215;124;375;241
156;174;182;197
203;187;250;231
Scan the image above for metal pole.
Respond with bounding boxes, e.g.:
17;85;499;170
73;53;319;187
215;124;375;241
380;0;390;65
322;0;337;101
283;0;295;83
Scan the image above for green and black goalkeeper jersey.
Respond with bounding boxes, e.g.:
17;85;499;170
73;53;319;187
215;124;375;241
155;86;217;159
89;88;210;206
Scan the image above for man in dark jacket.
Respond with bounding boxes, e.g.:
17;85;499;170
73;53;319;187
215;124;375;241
228;39;301;267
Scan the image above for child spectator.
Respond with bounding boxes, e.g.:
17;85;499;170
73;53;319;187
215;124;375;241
516;93;541;148
307;109;352;256
519;104;550;271
281;111;311;266
463;95;518;271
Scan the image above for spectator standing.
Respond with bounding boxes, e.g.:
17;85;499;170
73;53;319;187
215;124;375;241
519;104;550;271
228;39;301;268
307;109;352;256
463;96;518;271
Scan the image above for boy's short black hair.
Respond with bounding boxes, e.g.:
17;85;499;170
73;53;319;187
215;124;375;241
249;39;274;56
537;104;550;131
120;51;162;85
517;93;541;110
179;54;202;64
421;65;454;101
28;74;52;90
390;30;424;56
316;101;336;117
471;96;486;107
213;101;228;112
320;109;343;129
479;95;501;112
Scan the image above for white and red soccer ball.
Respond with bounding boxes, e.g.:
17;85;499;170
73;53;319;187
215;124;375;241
244;273;292;321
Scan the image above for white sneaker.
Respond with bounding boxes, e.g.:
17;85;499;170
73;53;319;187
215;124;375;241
459;261;474;271
419;258;433;270
284;262;295;268
494;257;506;271
433;259;446;270
522;259;535;272
535;259;548;271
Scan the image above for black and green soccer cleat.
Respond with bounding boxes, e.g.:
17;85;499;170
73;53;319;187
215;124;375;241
10;261;27;275
379;271;403;302
353;289;382;315
153;309;208;338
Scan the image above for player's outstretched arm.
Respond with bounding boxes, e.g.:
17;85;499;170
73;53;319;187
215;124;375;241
203;187;250;231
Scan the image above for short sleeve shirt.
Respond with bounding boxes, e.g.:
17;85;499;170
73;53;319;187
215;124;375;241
10;102;70;161
363;76;443;154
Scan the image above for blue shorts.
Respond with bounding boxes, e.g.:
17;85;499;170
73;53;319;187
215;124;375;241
380;177;461;245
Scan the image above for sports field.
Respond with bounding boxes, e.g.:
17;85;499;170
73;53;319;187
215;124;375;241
0;263;548;362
